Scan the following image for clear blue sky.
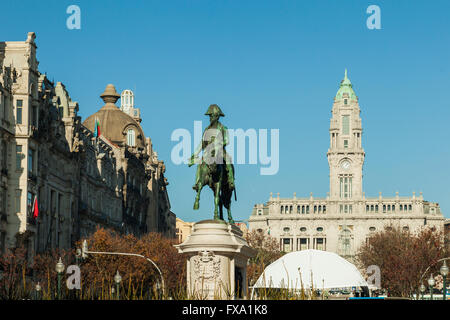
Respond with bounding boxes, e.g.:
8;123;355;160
2;0;449;221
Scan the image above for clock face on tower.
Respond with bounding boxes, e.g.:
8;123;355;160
340;160;351;170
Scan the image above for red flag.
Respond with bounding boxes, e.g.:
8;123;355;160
33;196;39;219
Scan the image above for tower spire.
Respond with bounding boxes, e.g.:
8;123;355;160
335;68;356;100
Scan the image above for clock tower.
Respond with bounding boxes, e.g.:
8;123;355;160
327;70;365;201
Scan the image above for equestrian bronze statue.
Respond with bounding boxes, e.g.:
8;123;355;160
188;104;236;223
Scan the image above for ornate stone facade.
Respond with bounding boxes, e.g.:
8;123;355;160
0;33;175;256
248;70;446;261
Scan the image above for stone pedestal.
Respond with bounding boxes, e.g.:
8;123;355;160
175;220;255;300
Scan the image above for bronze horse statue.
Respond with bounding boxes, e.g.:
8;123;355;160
188;104;236;223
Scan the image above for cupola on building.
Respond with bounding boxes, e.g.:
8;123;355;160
0;33;175;258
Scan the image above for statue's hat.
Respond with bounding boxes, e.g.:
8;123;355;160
205;104;225;117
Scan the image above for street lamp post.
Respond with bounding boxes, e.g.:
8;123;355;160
35;282;41;300
75;249;81;266
114;270;122;300
55;257;65;300
419;284;426;300
427;274;435;301
81;240;166;297
440;260;449;301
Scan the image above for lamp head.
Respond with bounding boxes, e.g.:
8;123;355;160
428;274;435;287
55;257;65;274
114;270;122;284
440;260;449;277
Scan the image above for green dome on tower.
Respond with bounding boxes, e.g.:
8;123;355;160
335;69;357;100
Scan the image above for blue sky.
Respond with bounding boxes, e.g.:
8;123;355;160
2;0;449;221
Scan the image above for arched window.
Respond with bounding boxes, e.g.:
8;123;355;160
1;141;6;170
127;129;136;146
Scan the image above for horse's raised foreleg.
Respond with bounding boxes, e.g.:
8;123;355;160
193;183;203;210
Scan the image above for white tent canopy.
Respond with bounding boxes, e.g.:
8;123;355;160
252;249;368;291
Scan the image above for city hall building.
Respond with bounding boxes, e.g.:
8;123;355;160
248;70;445;261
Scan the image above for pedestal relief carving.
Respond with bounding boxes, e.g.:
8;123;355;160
191;250;222;299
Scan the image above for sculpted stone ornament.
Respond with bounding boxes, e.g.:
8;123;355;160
192;250;221;298
188;104;236;223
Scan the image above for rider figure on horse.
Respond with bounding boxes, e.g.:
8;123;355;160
188;104;235;223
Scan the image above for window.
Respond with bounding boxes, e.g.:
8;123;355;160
1;141;7;170
1;189;6;213
403;226;409;232
375;205;378;213
369;227;376;232
339;229;352;256
316;227;324;232
297;206;300;214
28;148;34;174
31;105;37;126
283;227;290;233
16;100;23;124
0;231;5;255
383;205;386;213
306;205;309;214
127;129;136;147
314;205;317;213
299;238;308;251
27;192;33;217
15;189;21;213
280;206;283;214
315;238;325;250
302;205;305;214
323;205;326;213
344;139;348;148
344;99;348;105
282;238;291;252
300;227;307;232
342;115;350;135
366;205;369;212
400;205;403;211
408;204;412;211
340;175;352;199
258;210;262;216
16;145;22;169
289;205;293;214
